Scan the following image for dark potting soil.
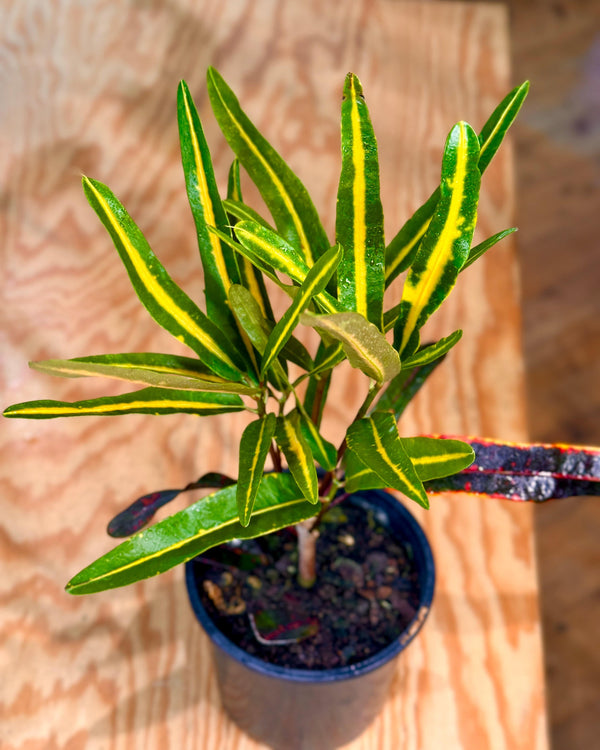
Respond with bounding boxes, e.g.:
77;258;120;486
190;499;421;670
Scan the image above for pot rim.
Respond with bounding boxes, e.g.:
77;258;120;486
185;488;435;683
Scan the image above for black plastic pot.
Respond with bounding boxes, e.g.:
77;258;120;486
185;489;435;750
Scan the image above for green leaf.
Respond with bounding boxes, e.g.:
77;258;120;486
385;81;529;286
401;436;475;479
301;311;401;383
261;246;342;376
223;198;275;231
207;67;329;266
81;176;247;383
177;81;243;344
336;73;385;328
228;284;289;391
344;435;474;491
345;413;429;508
462;227;517;271
275;413;319;504
232;220;342;314
29;353;261;395
393;122;481;357
401;330;462;369
295;409;337;471
227;158;243;202
65;473;317;594
225;165;275;322
4;387;246;419
374;358;446;420
343;448;386;493
477;81;530;173
237;414;277;526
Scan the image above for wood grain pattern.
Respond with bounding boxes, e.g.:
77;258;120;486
0;2;548;748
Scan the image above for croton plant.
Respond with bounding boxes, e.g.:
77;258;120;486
4;70;599;595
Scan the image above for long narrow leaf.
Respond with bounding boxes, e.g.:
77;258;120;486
207;67;329;265
237;414;277;526
82;177;247;383
177;81;242;341
275;413;319;504
233;220;342;314
461;227;517;271
223;198;275;231
30;353;261;395
385;81;529;285
301;311;401;383
226;162;275;321
393;122;480;357
344;435;474;491
3;387;246;419
262;246;341;376
336;73;385;327
345;413;429;508
66;473;317;594
400;330;462;369
477;81;530;173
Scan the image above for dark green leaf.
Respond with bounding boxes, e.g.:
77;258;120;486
237;414;278;526
393;122;481;356
275;412;319;504
207;67;329;265
401;330;462;369
81;176;247;382
336;73;385;327
345;413;428;508
66;473;317;594
4;387;246;419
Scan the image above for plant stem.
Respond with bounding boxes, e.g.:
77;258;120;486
296;519;318;588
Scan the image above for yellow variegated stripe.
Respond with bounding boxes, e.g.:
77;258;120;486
397;122;479;354
180;84;230;291
350;78;368;316
208;73;314;265
412;452;471;469
83;179;240;372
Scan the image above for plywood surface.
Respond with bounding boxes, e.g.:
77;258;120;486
0;2;548;748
